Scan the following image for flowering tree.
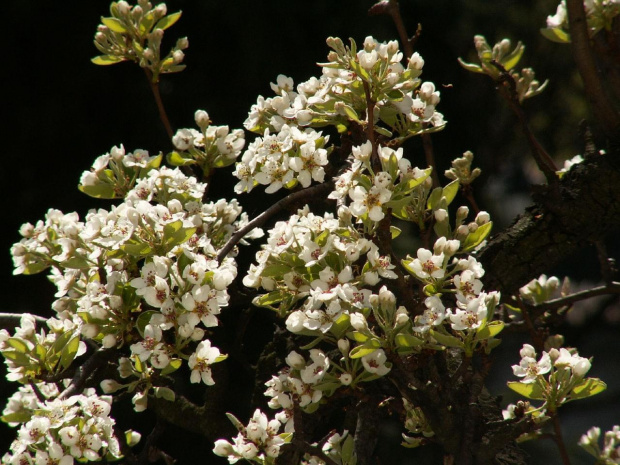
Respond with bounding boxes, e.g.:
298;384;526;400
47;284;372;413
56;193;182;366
2;1;620;464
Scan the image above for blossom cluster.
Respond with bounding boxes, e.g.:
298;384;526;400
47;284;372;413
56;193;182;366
232;125;330;194
170;109;246;176
1;384;127;465
9;157;262;415
213;409;291;464
93;0;189;80
244;36;444;139
545;0;620;41
579;425;620;464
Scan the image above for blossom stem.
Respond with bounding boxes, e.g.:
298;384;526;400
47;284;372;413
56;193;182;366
362;80;380;171
216;181;335;263
143;68;174;141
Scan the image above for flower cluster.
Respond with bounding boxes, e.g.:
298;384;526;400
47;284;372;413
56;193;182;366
93;0;188;80
170;110;246;177
213;410;291;464
579;425;620;464
508;343;605;413
233;125;330;194
1;386;127;464
244;36;444;144
544;0;620;42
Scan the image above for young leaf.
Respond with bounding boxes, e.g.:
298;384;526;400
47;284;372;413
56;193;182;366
507;381;545;400
155;11;182;31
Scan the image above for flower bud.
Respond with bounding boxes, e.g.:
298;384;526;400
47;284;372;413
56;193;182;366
456;206;469;222
468;222;479;233
434;208;448;222
475;211;490;225
434;237;446;255
548;348;560;362
100;379;123;393
172;50;184;64
350;312;369;332
102;334;117;348
338;338;350;356
285;351;305;370
176;37;189;49
456;224;469;237
340;373;353;385
394;307;409;326
118;357;134;378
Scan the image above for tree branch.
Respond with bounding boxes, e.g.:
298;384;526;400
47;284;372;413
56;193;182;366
566;0;620;146
0;313;47;329
216;181;335;262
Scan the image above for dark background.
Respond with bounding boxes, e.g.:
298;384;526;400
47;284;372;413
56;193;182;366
1;1;618;463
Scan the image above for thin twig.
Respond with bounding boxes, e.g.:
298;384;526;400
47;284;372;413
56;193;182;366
216;181;335;263
422;133;440;188
0;313;47;329
59;348;114;399
143;69;174;141
530;281;620;313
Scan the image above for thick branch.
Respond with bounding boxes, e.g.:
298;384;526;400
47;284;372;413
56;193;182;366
566;0;620;145
478;153;620;295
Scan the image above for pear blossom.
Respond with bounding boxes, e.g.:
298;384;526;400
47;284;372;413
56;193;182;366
408;249;445;280
188;340;222;385
361;349;391;376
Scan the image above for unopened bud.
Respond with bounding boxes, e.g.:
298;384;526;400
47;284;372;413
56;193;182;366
475;211;490;225
194;110;210;129
338;339;350;356
434;208;448;222
468;222;479;233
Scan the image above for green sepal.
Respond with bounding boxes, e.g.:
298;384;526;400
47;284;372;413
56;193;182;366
507;381;545;400
570;378;607;399
91;55;125;66
155;11;182;31
462;221;493;252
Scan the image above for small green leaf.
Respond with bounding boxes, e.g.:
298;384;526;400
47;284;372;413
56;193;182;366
161;358;182;376
6;338;29;354
101;17;128;33
501;42;524;71
253;291;284;309
427;186;443;210
476;321;504;340
226;412;245;432
167;151;196;166
441;180;460;206
155;11;182;31
394;333;424;348
59;336;80;371
570;378;607;399
374;126;393;138
79;182;117;199
430;330;464;349
91;55;125;66
347;331;370;343
457;58;484;74
1;410;33;425
390;226;402;239
154;386;176;402
349;341;381;359
507;381;545;400
540;27;571;44
462;221;493;252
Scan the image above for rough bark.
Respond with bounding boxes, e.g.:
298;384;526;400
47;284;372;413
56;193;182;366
478;151;620;295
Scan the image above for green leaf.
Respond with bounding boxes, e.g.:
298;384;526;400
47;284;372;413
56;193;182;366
154;386;176;402
59;336;80;370
78;182;117;199
500;42;524;71
394;333;424;348
226;412;245;432
476;321;504;340
390;226;402;239
349;340;382;359
430;330;464;349
91;55;125;66
570;378;607;399
1;350;31;366
167;151;196;166
136;311;157;338
374;126;393;138
59;256;92;270
462;221;493;252
540;27;571;44
507;381;545;400
427;186;443;210
161;358;182;376
1;410;33;424
155;11;182;31
341;104;361;123
261;264;292;278
347;331;370;343
253;291;285;309
21;261;51;275
441;180;460;206
101;17;128;33
120;240;153;257
6;338;29;354
457;58;484;74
